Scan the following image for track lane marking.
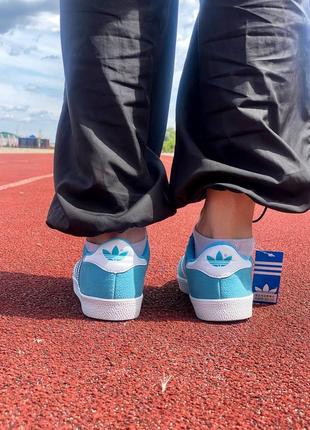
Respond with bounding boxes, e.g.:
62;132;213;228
0;174;53;191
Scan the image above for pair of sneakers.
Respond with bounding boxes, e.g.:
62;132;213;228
73;233;254;322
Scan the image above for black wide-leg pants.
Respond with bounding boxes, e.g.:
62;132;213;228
47;0;310;237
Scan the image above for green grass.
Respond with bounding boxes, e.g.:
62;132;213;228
162;128;175;153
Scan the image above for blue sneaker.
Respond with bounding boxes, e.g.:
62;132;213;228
73;237;150;321
177;235;254;321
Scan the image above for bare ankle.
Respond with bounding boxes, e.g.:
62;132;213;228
196;190;255;239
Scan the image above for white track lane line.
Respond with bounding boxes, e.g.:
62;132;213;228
0;174;53;191
0;155;170;192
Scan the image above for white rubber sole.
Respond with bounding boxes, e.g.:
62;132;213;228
177;273;253;322
190;295;253;322
73;276;143;321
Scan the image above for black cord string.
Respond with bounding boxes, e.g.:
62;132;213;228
252;206;268;223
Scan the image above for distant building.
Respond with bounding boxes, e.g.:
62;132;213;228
18;135;50;149
0;132;51;149
40;138;50;149
19;135;38;148
0;132;19;147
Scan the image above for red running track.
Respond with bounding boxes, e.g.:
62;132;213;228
0;153;309;429
0;153;53;185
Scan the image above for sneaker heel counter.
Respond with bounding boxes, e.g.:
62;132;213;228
219;267;253;299
78;262;147;300
79;262;116;299
187;267;253;300
114;265;146;299
187;269;222;299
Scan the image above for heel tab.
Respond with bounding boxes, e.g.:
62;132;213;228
83;238;148;273
187;244;252;279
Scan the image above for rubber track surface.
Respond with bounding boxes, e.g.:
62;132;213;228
0;154;309;429
0;154;52;185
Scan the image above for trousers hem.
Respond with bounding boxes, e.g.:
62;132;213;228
172;183;310;215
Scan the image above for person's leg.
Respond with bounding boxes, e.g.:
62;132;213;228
88;188;255;244
47;0;179;239
171;0;310;215
49;0;179;321
174;0;310;321
196;190;255;240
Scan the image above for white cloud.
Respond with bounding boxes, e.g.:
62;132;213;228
0;0;58;34
168;0;199;126
0;0;199;141
25;11;60;33
0;8;63;140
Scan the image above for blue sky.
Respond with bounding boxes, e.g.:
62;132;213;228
0;0;199;143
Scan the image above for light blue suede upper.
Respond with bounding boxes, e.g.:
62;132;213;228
79;263;147;299
184;235;253;300
187;267;253;299
78;239;150;299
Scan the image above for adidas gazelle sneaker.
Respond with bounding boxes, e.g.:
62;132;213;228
177;235;254;322
73;237;150;321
